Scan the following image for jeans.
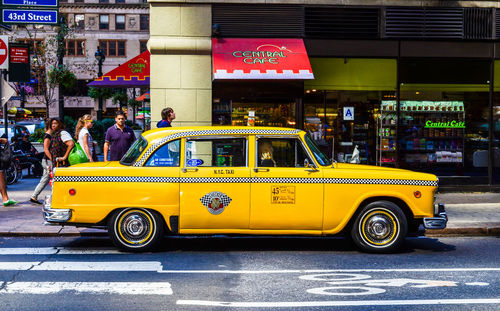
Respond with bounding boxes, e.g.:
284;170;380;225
31;158;51;200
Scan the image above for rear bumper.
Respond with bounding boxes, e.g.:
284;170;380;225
423;203;447;229
42;195;71;223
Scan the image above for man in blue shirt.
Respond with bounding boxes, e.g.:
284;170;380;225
157;107;175;128
104;111;136;161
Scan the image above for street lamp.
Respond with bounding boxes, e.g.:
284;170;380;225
95;48;106;120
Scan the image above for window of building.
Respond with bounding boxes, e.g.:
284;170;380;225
99;0;109;3
65;40;85;57
139;40;148;53
140;14;149;30
115;15;125;30
186;138;247;167
74;14;84;29
99;15;109;30
99;40;126;57
74;0;83;3
145;140;180;167
116;0;125;3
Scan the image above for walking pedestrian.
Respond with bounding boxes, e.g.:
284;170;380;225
103;111;136;161
157;107;175;128
30;120;52;204
0;137;17;207
75;114;95;162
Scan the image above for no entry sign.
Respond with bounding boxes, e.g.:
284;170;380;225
0;36;9;70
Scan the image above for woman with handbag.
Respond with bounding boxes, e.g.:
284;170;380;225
75;114;95;162
0;136;17;206
30;118;73;205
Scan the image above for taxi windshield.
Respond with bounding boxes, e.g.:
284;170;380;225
120;136;148;165
305;134;332;166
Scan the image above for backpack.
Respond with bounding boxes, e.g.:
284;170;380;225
0;143;12;166
49;130;68;167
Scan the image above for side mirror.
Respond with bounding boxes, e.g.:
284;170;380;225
304;158;310;168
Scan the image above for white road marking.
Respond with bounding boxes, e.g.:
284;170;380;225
307;286;386;296
177;298;500;307
466;282;490;286
0;248;121;255
159;268;500;274
0;282;172;295
0;261;162;271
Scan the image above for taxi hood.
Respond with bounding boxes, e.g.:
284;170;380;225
331;163;438;181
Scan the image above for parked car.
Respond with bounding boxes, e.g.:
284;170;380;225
0;124;30;141
43;126;447;253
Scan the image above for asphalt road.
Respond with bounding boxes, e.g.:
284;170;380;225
1;236;500;311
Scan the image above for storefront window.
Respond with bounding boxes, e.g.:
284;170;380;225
399;59;490;183
304;90;395;164
304;58;397;163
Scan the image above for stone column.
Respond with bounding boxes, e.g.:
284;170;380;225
148;2;212;127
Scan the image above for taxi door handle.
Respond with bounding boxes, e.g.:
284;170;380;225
182;167;198;173
254;168;270;172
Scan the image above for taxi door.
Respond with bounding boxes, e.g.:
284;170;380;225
250;136;324;230
179;136;250;231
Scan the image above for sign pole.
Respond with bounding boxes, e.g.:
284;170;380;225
2;70;7;141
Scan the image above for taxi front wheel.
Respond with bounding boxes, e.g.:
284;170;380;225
350;201;408;253
108;208;164;252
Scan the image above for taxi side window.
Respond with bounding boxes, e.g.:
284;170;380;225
186;138;246;167
145;139;180;167
257;138;310;168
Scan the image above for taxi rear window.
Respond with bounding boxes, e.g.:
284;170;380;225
120;136;148;165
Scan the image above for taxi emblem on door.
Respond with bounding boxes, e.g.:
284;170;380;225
200;191;232;215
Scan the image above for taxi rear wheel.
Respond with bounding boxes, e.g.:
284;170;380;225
350;201;407;253
108;208;164;252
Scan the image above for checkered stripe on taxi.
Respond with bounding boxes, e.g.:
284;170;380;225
133;128;301;167
53;176;180;183
54;176;437;187
323;178;438;187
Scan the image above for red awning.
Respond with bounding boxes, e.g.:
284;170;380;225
212;38;314;80
88;51;150;88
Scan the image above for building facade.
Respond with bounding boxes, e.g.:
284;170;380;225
10;0;149;120
148;0;500;189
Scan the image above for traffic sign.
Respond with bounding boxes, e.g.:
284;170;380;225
0;36;8;70
2;9;58;24
2;0;58;7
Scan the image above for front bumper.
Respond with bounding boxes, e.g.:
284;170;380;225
42;195;71;223
423;203;447;229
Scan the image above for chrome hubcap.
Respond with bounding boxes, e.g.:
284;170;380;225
365;214;393;242
124;215;145;236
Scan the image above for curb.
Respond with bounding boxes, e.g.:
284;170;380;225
0;231;108;237
425;227;500;236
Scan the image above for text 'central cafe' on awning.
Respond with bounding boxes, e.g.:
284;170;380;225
211;38;314;128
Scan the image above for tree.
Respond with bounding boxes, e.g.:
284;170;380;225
6;22;98;118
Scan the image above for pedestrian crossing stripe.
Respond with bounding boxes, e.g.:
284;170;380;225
0;282;172;295
53;176;438;187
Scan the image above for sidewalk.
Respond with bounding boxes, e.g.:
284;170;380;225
0;176;499;237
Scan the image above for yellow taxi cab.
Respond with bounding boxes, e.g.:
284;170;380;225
43;126;447;253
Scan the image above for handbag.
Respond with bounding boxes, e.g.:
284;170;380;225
0;143;12;166
68;140;89;166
